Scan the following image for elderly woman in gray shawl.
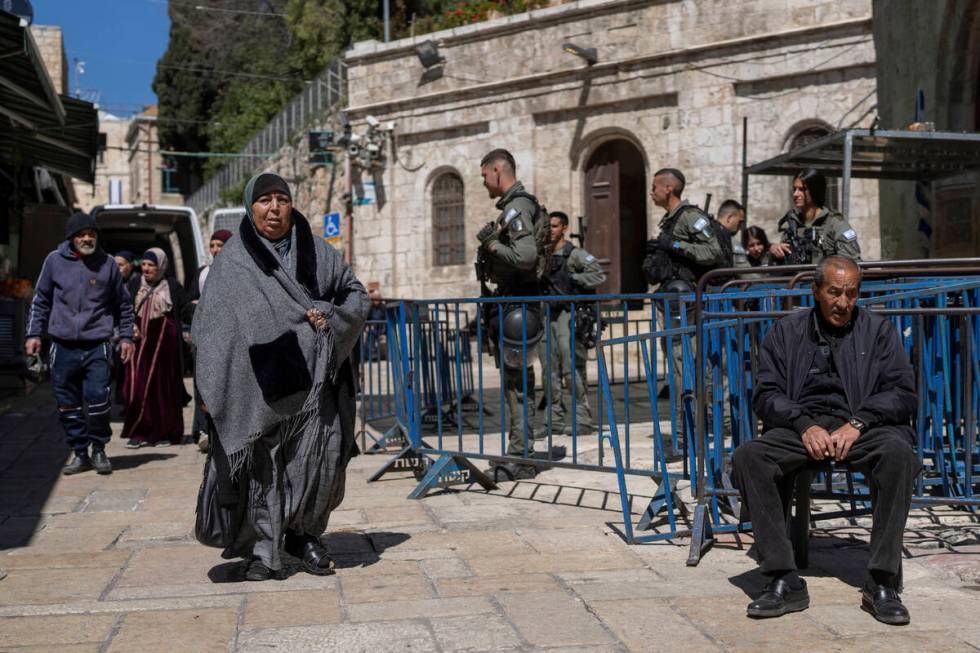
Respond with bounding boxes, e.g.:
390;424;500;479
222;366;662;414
192;172;369;581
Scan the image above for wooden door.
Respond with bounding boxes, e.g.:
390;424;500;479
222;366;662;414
585;148;620;295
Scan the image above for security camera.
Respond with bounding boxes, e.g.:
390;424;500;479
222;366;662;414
348;144;361;156
365;115;380;128
366;143;380;155
384;121;395;132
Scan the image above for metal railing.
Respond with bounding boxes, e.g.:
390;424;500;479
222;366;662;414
185;60;347;217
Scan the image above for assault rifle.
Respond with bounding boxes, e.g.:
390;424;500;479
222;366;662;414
777;211;818;265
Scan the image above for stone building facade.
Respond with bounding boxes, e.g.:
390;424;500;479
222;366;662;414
343;0;879;298
72;112;132;212
125;106;182;207
873;0;980;259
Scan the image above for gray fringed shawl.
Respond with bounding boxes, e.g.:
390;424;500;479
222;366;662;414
191;181;368;476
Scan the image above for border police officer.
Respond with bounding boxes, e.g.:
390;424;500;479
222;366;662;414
771;168;861;265
716;199;749;270
476;148;544;480
642;168;727;292
642;168;728;406
540;211;606;436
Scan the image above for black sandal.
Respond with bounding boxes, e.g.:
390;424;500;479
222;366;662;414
286;535;335;576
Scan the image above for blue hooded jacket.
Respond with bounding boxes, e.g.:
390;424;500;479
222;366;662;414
26;241;135;342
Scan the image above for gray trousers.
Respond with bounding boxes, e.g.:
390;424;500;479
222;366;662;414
539;310;593;432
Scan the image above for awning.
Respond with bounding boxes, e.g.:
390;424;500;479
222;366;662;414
744;129;980;181
0;10;98;183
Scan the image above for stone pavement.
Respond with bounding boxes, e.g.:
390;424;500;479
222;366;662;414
2;385;980;652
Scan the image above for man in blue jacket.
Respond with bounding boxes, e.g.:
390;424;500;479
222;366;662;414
26;212;135;475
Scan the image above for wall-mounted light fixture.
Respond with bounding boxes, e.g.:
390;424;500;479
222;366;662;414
415;40;445;69
562;42;597;66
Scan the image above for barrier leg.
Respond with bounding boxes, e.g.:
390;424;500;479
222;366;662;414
367;441;432;483
364;423;408;455
408;453;497;500
636;475;682;531
686;502;714;566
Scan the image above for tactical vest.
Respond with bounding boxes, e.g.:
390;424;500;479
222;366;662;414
546;241;576;296
663;206;717;284
716;224;735;268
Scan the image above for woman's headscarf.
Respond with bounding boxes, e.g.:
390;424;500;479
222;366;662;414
135;247;173;320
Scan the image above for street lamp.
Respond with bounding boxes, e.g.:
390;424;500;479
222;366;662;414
563;42;597;66
415;40;444;69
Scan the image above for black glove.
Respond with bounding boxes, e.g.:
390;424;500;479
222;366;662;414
476;221;497;243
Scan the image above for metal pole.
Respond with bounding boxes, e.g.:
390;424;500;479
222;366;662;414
842;130;853;216
740;116;748;244
383;0;391;42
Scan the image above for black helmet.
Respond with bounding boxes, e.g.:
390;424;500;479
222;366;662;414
500;305;543;369
661;279;694;294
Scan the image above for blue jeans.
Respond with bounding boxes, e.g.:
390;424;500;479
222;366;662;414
50;340;113;453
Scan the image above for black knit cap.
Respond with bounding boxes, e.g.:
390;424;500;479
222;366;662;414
64;212;99;240
250;173;291;204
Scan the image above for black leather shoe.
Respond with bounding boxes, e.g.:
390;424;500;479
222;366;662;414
862;584;909;625
91;449;112;475
63;453;93;475
747;578;809;618
486;462;538;481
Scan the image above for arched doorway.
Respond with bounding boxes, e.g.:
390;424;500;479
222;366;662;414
583;139;647;294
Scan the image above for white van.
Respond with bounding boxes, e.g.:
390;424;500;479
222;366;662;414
91;204;205;287
209;207;246;242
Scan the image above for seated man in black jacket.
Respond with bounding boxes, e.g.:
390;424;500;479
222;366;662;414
732;255;919;625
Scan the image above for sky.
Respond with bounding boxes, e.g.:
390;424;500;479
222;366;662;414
32;0;170;116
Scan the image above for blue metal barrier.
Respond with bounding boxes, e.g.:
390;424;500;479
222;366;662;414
686;262;980;564
356;261;980;551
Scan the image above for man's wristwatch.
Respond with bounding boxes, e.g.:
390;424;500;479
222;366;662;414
848;417;867;433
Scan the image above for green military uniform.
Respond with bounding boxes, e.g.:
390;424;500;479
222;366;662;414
665;200;727;282
479;181;541;456
779;207;862;264
645;200;727;440
539;241;606;435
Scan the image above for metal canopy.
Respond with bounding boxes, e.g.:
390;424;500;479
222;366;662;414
744;129;980;182
0;10;98;183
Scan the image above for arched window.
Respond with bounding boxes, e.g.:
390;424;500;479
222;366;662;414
788;126;840;211
431;172;465;266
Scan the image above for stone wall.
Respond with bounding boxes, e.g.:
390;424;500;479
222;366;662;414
873;1;980;259
30;25;68;95
343;0;879;298
72;113;133;212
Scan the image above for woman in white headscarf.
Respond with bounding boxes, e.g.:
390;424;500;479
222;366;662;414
122;247;191;447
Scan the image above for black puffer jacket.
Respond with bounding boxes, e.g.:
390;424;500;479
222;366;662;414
752;306;916;441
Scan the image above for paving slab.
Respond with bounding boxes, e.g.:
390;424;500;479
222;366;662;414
0;614;116;648
106;608;238;653
495;590;617;647
429;613;523;652
588;597;722;651
237;620;438;653
242;589;341;629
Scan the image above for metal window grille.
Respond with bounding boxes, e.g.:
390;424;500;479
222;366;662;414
432;173;466;267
